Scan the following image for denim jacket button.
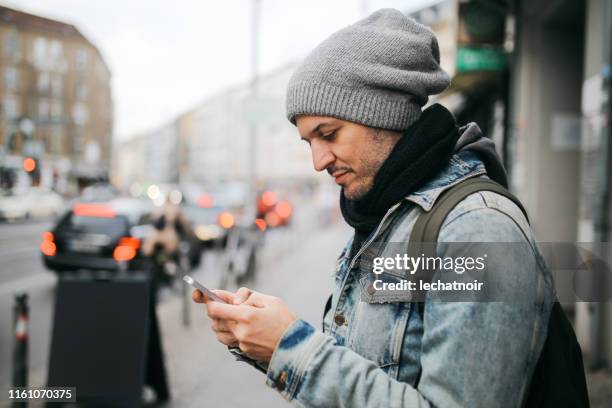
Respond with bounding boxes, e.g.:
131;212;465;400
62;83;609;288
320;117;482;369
334;314;347;325
276;370;287;391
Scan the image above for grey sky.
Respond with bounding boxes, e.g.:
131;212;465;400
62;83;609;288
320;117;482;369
7;0;436;141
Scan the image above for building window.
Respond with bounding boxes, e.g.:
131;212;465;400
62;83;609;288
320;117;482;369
32;37;47;66
51;100;63;119
38;72;50;92
4;30;19;57
72;103;88;125
75;48;89;70
75;80;87;100
38;99;50;120
4;66;18;91
2;97;19;120
49;40;62;61
50;75;62;97
84;140;101;164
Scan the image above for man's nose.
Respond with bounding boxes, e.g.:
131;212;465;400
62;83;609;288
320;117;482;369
311;141;334;172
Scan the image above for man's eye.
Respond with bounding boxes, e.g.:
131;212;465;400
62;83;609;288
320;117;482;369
322;131;336;141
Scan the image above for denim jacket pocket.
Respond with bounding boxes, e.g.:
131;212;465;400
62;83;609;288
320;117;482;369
359;268;414;303
346;298;411;376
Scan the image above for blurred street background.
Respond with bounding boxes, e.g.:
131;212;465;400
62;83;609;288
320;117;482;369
1;0;612;406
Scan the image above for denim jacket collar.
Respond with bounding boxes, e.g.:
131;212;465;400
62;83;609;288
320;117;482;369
404;150;487;212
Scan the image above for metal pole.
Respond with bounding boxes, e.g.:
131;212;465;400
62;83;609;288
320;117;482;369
13;293;28;408
248;0;261;221
180;242;191;328
182;281;191;327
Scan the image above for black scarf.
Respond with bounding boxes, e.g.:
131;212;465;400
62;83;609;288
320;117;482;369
340;104;459;248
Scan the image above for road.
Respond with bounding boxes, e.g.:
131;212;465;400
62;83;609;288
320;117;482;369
0;219;54;286
0;219;57;395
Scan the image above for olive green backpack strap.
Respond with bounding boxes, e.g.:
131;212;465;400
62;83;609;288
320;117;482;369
410;177;529;389
408;177;529;319
410;178;528;247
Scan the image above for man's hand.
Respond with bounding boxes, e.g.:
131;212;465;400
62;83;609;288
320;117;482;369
193;288;298;362
192;287;253;348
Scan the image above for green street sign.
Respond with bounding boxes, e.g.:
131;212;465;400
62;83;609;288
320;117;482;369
456;46;507;72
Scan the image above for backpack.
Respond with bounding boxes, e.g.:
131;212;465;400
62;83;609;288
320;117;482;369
323;177;590;407
409;178;589;408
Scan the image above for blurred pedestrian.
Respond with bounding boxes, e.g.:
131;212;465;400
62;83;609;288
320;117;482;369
142;195;197;285
193;9;564;408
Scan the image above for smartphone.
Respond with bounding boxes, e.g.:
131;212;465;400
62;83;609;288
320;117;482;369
183;275;227;303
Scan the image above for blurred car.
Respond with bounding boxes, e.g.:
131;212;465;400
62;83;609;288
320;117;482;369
0;187;64;221
182;189;253;247
41;197;153;273
182;195;228;248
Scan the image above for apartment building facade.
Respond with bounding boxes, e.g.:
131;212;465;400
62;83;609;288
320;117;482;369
0;5;112;192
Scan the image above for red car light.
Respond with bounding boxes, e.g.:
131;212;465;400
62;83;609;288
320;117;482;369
218;212;235;229
119;236;141;250
197;194;214;208
74;203;116;218
40;231;56;257
113;236;141;262
113;246;136;262
40;241;56;257
255;218;267;231
261;191;277;207
275;201;293;219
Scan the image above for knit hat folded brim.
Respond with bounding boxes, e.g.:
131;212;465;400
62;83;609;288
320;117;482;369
286;82;422;131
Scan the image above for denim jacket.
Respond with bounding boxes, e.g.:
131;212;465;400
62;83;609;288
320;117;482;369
252;151;554;408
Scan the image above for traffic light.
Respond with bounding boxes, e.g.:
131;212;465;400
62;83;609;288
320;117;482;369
23;157;40;186
23;157;36;172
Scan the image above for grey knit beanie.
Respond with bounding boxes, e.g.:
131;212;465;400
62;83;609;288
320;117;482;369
286;8;450;131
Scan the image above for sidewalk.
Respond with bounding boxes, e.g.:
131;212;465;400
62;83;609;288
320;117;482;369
587;369;612;407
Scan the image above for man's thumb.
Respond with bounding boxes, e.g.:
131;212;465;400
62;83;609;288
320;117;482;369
233;287;253;304
243;292;267;308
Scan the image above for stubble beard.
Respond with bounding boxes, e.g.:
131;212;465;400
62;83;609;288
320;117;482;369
342;128;398;201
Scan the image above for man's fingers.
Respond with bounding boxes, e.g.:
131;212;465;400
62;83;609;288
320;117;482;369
206;302;252;322
211;318;236;332
211;289;238;304
242;291;271;308
192;289;235;304
233;287;253;305
215;332;238;346
192;289;205;303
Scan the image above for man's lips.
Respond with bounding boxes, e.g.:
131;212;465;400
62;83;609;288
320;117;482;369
332;170;350;184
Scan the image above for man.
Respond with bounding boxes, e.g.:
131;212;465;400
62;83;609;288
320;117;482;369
193;9;554;407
